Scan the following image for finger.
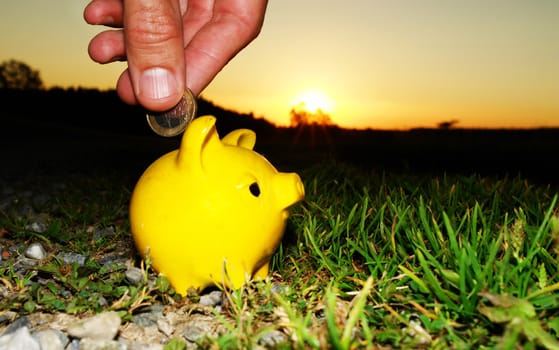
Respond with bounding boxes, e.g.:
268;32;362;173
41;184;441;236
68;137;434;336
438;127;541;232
181;0;213;46
184;0;267;95
87;30;126;63
123;0;186;111
116;70;138;105
84;0;124;27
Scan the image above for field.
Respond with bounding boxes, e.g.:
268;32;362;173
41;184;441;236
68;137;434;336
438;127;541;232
0;89;558;348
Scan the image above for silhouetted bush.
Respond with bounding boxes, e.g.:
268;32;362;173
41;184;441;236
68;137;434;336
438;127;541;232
0;59;43;90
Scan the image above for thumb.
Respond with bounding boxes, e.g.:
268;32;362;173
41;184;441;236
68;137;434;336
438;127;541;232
123;0;185;111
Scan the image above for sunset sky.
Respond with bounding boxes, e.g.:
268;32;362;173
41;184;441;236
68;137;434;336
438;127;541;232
1;0;557;129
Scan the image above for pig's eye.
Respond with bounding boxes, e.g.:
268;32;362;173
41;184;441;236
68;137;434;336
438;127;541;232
249;182;261;197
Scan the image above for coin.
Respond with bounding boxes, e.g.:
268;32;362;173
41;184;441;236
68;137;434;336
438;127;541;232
146;88;198;137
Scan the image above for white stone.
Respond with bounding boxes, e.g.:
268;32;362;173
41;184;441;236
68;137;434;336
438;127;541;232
33;329;67;350
67;311;121;341
25;242;47;260
199;290;222;306
0;326;41;350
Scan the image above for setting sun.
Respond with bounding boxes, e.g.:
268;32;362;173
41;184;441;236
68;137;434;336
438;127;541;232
2;1;557;130
290;90;334;114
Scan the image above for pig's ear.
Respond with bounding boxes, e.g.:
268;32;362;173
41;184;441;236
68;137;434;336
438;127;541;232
176;115;221;168
222;129;256;150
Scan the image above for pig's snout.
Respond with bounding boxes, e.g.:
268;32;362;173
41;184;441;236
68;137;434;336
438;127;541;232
275;172;305;211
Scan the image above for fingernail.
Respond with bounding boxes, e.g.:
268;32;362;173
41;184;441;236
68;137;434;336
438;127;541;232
139;67;178;100
102;16;116;25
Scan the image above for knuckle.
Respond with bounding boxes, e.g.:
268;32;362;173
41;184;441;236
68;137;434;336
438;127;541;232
127;12;180;45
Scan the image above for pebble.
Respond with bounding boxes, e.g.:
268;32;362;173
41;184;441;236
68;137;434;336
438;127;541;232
25;242;47;260
258;329;288;347
0;239;278;349
0;178;289;349
198;290;222;306
0;326;40;350
93;226;116;240
78;338;125;350
56;252;86;266
25;222;46;234
32;329;68;350
1;298;290;349
125;267;145;286
67;311;121;341
156;319;173;338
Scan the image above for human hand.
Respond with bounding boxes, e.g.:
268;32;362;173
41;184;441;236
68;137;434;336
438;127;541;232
84;0;268;112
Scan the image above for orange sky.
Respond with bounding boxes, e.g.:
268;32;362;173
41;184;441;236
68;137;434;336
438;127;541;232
1;0;557;129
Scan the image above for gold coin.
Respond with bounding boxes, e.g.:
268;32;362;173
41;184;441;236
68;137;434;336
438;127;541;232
146;88;198;137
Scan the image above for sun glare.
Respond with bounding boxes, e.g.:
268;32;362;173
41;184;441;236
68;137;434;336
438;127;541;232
290;90;334;114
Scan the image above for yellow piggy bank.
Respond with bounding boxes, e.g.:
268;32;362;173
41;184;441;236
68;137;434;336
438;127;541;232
129;115;305;294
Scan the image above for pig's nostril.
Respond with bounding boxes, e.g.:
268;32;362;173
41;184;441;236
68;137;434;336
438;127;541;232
249;182;261;197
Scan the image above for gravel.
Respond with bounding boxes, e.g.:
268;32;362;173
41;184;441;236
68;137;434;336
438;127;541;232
0;174;290;349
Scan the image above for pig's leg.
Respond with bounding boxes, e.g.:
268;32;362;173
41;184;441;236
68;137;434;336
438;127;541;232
253;262;270;280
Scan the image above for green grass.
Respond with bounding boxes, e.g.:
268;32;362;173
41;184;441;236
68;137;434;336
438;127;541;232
1;161;558;349
275;162;559;349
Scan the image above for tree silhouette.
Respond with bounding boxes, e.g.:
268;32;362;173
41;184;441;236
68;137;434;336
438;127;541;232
437;119;460;130
0;59;43;89
289;103;334;127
